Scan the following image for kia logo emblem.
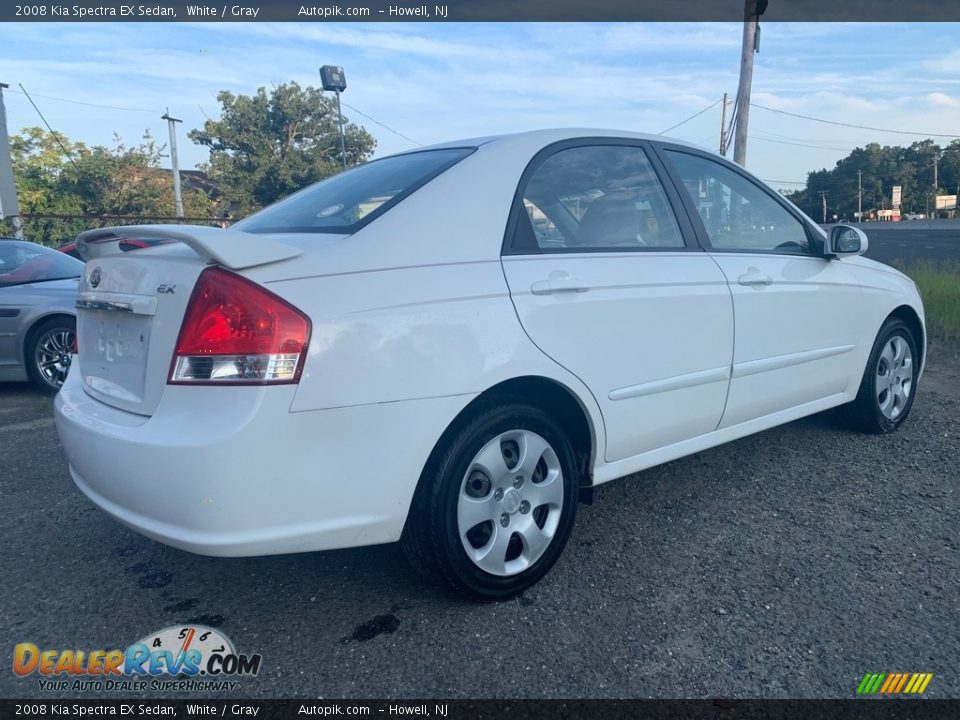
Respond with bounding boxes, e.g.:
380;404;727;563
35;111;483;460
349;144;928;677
89;267;102;288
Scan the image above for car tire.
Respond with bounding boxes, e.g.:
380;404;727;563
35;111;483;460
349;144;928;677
25;316;76;393
401;400;580;601
836;318;918;434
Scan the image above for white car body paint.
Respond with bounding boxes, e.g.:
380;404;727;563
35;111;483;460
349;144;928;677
54;129;925;557
502;251;733;461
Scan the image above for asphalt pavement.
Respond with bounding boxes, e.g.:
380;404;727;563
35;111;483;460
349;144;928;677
0;346;958;700
846;223;960;265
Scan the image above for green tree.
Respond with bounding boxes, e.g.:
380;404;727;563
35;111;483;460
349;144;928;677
939;140;960;198
2;127;215;244
188;82;376;215
785;140;956;220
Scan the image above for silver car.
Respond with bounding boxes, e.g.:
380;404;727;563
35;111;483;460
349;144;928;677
0;239;82;391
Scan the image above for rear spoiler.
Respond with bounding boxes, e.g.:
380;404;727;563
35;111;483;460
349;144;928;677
74;224;302;270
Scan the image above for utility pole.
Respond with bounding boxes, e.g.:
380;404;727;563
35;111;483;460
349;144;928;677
732;0;767;167
719;93;729;155
0;82;23;239
161;110;184;222
933;150;939;219
819;191;829;224
857;169;862;221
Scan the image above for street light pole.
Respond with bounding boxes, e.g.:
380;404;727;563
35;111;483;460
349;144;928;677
161;110;185;222
335;90;346;170
319;66;348;170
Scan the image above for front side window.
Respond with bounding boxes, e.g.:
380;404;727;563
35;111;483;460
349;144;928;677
234;147;474;234
513;145;685;252
663;150;810;255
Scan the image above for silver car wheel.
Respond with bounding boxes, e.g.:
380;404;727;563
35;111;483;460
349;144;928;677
876;334;913;421
457;429;564;577
34;327;75;389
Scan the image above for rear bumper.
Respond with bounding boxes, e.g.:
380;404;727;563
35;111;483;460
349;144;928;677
54;369;473;556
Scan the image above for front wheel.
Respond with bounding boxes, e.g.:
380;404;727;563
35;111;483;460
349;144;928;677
401;401;580;600
836;318;919;434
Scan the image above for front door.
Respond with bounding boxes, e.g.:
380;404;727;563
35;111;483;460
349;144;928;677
659;147;868;428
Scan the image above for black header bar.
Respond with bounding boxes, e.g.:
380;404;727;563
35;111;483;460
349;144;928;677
2;699;959;719
2;0;960;22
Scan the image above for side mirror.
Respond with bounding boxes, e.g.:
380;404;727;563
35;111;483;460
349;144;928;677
825;225;868;258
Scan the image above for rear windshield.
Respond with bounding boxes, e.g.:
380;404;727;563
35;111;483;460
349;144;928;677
234;147;475;234
0;241;83;288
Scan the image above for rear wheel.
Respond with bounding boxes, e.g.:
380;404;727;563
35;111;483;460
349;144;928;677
26;316;76;393
836;318;918;434
402;401;580;600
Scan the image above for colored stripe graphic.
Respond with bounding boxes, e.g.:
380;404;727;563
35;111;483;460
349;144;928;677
905;674;920;693
858;672;933;694
859;673;884;694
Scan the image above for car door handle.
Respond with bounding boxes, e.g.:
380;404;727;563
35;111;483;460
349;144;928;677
530;273;590;296
738;269;774;286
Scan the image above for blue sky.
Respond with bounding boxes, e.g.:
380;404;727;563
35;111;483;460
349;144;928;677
1;22;959;192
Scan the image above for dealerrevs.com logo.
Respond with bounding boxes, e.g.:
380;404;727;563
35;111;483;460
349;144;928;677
13;625;262;692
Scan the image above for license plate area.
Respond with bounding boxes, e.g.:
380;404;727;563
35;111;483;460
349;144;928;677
79;310;153;403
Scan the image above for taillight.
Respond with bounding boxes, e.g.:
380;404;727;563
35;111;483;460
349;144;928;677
169;267;311;385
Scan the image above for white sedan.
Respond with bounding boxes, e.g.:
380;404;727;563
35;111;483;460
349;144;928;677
55;130;925;599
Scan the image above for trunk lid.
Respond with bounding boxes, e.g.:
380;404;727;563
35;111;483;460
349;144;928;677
73;225;303;416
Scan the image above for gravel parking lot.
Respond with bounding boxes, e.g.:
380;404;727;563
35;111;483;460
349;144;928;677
1;345;957;700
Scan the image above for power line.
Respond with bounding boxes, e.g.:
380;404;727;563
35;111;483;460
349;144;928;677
340;101;422;147
5;87;159;115
750;135;855;152
751;103;960;139
751;126;859;145
17;84;82;174
6;85;423;151
658;98;723;136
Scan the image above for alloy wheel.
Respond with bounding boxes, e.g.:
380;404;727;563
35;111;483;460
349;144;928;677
34;327;75;389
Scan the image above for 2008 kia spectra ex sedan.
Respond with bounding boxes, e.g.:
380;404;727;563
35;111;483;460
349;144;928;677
55;129;925;599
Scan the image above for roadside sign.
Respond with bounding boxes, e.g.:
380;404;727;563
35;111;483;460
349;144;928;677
891;185;902;210
935;195;957;210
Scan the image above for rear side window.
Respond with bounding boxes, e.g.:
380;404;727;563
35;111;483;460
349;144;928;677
233;147;474;234
509;144;686;253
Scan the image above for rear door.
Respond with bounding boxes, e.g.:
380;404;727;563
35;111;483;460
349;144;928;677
657;146;868;428
501;140;734;462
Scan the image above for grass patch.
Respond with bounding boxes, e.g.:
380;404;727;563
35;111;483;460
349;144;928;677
891;260;960;341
